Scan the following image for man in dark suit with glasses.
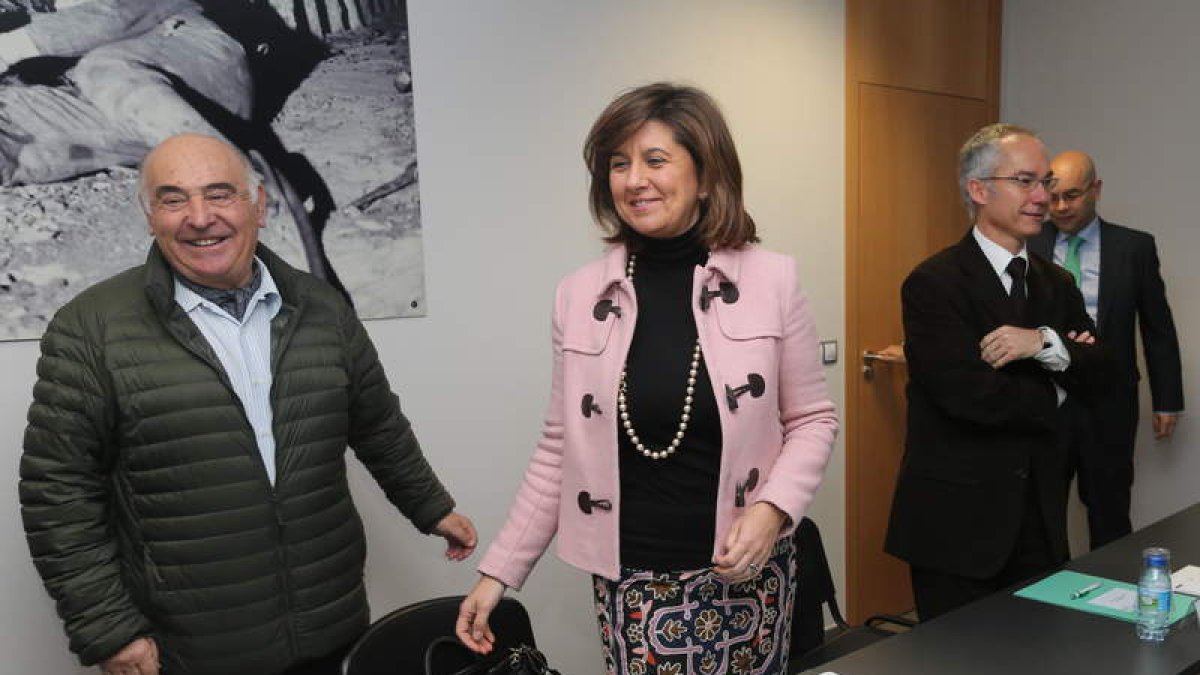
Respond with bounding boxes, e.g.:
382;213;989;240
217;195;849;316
1030;150;1183;550
886;124;1109;620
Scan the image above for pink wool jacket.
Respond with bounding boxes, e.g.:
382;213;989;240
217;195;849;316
478;244;839;588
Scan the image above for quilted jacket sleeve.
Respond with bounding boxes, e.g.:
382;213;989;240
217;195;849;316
19;304;151;666
340;306;455;534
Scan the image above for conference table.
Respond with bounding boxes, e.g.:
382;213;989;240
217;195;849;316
802;502;1200;675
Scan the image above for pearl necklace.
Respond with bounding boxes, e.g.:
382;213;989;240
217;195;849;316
617;254;703;460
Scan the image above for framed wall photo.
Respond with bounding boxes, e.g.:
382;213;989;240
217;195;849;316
0;0;425;340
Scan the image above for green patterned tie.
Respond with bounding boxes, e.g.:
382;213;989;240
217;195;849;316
1063;235;1084;287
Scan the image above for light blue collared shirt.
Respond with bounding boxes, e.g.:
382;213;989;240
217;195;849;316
174;259;283;484
1051;217;1176;416
1052;216;1101;323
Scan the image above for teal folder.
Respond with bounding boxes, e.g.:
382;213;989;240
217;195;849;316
1014;569;1195;625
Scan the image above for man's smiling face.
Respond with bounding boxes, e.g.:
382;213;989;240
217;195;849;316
143;134;265;289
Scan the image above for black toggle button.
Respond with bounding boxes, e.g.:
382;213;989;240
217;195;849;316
725;373;766;411
734;468;761;507
577;491;612;515
581;394;602;418
699;281;740;311
592;299;622;321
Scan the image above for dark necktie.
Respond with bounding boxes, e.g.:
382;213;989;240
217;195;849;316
1006;256;1028;320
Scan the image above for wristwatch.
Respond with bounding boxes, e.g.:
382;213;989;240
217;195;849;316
1038;326;1053;350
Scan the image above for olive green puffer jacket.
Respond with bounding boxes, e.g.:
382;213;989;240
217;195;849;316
20;244;454;674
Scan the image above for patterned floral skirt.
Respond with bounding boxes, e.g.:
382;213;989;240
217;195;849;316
592;537;796;675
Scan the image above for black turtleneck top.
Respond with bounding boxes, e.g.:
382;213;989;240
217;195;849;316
618;227;722;571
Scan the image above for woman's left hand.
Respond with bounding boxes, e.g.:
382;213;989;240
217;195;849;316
713;502;788;582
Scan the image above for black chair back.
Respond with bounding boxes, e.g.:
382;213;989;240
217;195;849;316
788;517;916;673
342;595;535;675
791;516;845;657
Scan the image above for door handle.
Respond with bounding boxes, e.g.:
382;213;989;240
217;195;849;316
862;344;905;380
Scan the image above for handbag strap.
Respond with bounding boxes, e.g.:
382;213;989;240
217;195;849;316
423;637;560;675
423;636;491;675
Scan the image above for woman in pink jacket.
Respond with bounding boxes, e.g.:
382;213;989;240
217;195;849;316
457;83;838;675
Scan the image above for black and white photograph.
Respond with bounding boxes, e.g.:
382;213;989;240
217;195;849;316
0;0;425;341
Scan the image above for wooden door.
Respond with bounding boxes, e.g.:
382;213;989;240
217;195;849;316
845;0;1002;622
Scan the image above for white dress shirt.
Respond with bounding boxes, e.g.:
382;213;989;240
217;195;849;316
973;227;1070;404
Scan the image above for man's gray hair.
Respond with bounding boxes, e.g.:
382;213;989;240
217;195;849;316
136;137;264;213
958;123;1039;222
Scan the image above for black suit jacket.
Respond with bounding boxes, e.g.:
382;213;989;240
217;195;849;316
885;232;1107;579
1029;219;1183;414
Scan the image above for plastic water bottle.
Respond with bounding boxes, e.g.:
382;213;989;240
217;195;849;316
1136;546;1172;642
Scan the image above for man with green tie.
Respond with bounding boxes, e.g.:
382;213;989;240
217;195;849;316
1029;150;1184;549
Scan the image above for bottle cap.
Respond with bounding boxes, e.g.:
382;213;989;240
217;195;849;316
1144;546;1171;567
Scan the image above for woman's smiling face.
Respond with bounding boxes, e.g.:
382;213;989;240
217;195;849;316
608;120;702;239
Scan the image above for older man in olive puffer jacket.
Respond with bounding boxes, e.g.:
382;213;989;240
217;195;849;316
19;134;477;675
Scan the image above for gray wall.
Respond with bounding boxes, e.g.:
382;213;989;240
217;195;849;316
0;2;845;673
1002;1;1200;555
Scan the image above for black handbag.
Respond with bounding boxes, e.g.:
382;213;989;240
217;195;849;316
423;636;563;675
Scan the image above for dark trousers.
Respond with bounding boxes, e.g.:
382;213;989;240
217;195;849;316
1061;393;1138;549
910;482;1063;621
280;640;356;675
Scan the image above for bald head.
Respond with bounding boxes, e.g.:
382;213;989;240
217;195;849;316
138;134;260;212
1052;151;1097;186
1048;150;1102;235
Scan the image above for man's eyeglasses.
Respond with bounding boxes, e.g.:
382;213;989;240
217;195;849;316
153;187;250;212
979;174;1057;193
1050;181;1096;204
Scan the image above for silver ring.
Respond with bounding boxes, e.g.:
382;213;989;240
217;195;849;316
748;562;760;574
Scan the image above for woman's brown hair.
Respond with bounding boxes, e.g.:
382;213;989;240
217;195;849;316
583;83;757;250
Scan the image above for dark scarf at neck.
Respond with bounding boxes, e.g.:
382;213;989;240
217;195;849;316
176;262;263;321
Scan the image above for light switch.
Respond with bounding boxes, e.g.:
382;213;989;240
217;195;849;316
820;339;838;365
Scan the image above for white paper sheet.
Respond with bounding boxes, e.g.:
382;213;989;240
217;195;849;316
1173;564;1200;596
1088;587;1137;612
